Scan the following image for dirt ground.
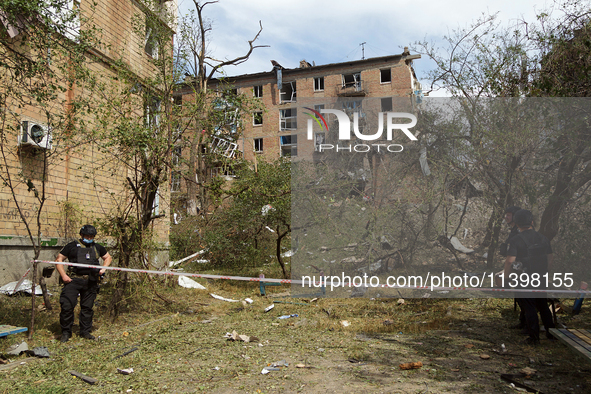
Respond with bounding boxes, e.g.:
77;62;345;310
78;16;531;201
1;282;591;394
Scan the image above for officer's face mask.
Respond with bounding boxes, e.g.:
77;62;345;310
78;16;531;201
82;238;94;245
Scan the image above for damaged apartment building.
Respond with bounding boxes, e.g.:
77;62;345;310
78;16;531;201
0;0;177;283
173;49;422;197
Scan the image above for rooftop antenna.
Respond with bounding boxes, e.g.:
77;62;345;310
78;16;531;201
360;42;366;60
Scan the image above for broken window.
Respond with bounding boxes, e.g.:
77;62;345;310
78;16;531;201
253;112;263;126
214;107;239;134
280;81;296;103
280;108;297;130
380;68;391;83
314;132;325;151
144;22;158;59
254;138;263;152
280;135;297;157
314;77;324;91
146;97;161;129
254;85;263;98
210;136;238;158
171;172;181;192
342;72;361;90
171;145;182;166
381;97;393;112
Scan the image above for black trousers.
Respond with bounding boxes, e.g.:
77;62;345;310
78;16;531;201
59;278;98;335
521;297;555;340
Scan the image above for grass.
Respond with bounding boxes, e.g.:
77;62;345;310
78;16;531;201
1;277;591;393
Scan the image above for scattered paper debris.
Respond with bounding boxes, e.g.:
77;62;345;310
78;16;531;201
340;320;351;327
117;368;134;375
397;298;405;305
399;361;423;370
244;298;253;304
210;293;239;302
178;276;206;290
223;330;258;343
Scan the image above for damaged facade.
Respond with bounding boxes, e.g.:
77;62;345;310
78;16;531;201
173;50;421;203
0;0;177;283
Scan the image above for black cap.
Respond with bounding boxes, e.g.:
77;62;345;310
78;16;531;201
80;225;97;237
504;206;521;215
513;209;534;227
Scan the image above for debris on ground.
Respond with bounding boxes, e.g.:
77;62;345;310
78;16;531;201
399;361;423;370
0;280;46;295
117;368;134;375
520;367;536;377
223;330;259;343
68;370;97;385
264;304;274;312
277;314;298;319
340;320;351;327
261;360;288;374
480;354;490;360
210;293;239;302
5;341;28;356
25;347;50;358
113;347;138;360
178;276;206;290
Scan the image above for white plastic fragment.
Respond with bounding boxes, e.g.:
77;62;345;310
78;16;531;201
178;276;206;290
264;304;274;312
0;280;47;295
117;368;134;375
244;298;253;304
449;236;474;254
210;293;239;302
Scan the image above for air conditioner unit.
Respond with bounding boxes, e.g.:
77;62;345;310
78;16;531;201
19;121;52;150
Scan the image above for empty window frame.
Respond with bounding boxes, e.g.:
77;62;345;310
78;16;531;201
254;138;263;152
280;135;297;157
342;72;361;90
342;100;363;115
314;77;324;91
171;172;181;192
381;97;393;112
280;108;297;130
280;81;296;103
254;85;263;98
146;97;161;128
380;68;392;83
253;111;263;126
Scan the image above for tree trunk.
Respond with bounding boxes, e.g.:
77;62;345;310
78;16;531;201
276;230;288;279
39;276;52;311
28;261;38;340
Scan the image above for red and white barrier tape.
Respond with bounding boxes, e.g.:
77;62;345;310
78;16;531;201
33;260;591;296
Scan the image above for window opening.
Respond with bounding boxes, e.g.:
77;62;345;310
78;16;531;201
280;135;297;157
342;72;361;90
314;77;324;91
254;85;263;98
280;81;296;103
280;108;297;130
254;138;263;152
253;112;263;126
381;97;393;112
380;69;391;83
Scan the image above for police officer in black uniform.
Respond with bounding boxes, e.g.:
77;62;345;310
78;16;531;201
503;210;555;345
500;206;524;329
56;225;112;343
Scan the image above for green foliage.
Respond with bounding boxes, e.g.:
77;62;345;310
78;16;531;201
202;158;291;273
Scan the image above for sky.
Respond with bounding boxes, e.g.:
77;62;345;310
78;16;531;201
175;0;552;93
